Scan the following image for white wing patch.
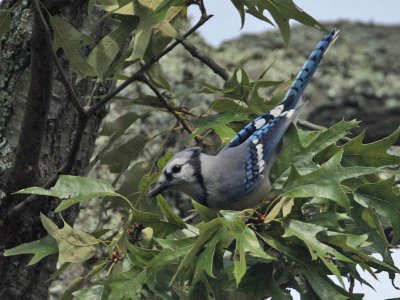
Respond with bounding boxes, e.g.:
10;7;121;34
254;118;266;129
270;104;285;118
286;109;295;119
258;159;265;172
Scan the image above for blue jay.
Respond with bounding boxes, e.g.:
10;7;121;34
149;29;339;210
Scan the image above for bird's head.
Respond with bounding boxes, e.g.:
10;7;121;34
148;148;201;198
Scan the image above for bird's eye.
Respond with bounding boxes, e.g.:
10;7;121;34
172;165;182;173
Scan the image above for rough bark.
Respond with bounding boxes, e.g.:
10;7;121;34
0;1;111;299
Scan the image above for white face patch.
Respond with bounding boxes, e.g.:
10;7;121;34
252;138;259;145
254;118;266;129
164;154;194;184
270;104;284;118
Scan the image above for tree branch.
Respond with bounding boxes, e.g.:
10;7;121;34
9;2;54;192
35;0;86;118
139;74;195;135
181;40;229;81
8;116;88;217
86;14;213;116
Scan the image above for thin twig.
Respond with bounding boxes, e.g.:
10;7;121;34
86;14;213;116
174;105;198;117
196;0;207;18
297;119;352;141
35;0;86;118
86;80;101;108
297;119;326;131
181;40;229;81
183;212;198;223
139;74;195;135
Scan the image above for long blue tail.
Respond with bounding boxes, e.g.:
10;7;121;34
281;28;339;110
228;29;338;148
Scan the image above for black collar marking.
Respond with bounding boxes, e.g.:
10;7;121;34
189;149;208;206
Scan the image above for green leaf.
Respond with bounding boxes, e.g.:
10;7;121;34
230;0;246;28
284;150;378;208
127;0;156;61
114;161;149;205
158;19;179;38
237;263;290;299
258;232;303;262
127;243;159;268
308;210;353;230
283;220;352;286
263;0;327;46
157;151;173;170
191;113;248;144
16;175;121;212
323;231;368;250
192;200;219;222
321;230;398;274
72;285;106;300
272;120;360;184
303;267;358;299
4;235;58;266
157;195;187;228
231;0;327;46
0;10;11;41
230;0;273;29
341;128;400;167
148;243;192;273
191;227;226;287
98;268;147;299
360;208;389;245
88;260;109;280
40;213;98;264
99;112;140;136
354;177;400;243
100;135;148;173
128;210;161;231
210;99;247;114
222;213;274;285
49;15;94;80
61;276;85;300
154;0;184;21
88;16;138;80
172;219;223;284
147;62;171;90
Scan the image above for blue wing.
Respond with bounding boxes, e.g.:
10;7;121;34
239;29;339;192
244;107;301;191
228;28;339;149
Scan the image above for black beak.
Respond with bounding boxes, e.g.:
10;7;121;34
148;180;171;198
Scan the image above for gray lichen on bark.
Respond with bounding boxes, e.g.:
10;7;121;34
0;1;32;195
0;1;113;299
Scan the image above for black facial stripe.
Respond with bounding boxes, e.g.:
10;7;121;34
189;149;208;206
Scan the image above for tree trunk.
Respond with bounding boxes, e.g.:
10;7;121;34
0;1;110;299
